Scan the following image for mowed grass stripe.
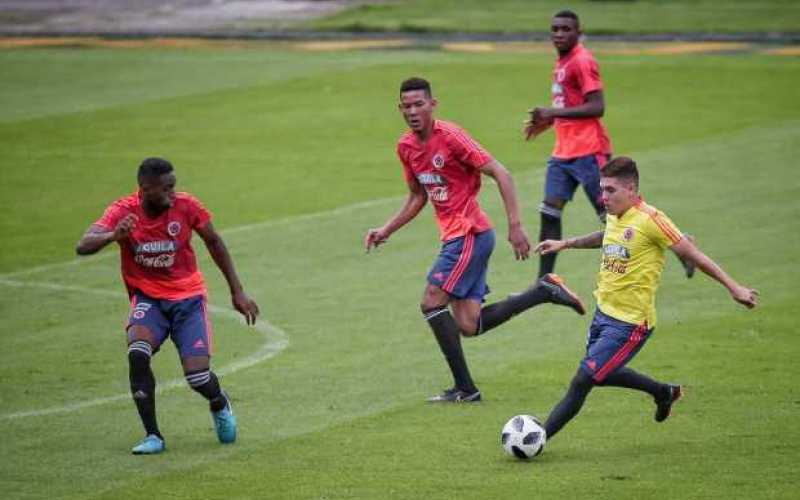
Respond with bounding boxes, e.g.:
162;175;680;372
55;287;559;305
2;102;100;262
3;120;798;499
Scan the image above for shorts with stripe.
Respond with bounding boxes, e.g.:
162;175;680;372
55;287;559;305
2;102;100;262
127;290;213;358
580;308;652;383
427;229;495;301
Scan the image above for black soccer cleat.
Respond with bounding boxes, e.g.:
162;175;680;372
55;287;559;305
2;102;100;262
655;384;683;422
427;387;482;403
539;273;586;315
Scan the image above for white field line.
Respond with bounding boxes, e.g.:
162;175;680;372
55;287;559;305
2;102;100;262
0;196;402;279
0;277;289;420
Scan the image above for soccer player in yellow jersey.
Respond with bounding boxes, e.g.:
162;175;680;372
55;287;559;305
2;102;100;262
535;156;758;441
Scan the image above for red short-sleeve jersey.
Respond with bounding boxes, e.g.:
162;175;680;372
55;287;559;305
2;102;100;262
551;44;612;159
397;120;494;241
95;191;210;300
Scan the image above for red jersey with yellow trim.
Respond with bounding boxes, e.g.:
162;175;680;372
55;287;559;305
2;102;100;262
95;192;210;300
397;120;494;241
551;43;612;159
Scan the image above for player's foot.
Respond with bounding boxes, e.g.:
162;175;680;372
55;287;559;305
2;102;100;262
427;387;481;403
211;393;237;444
678;234;696;278
131;434;165;455
539;273;586;315
655;384;683;422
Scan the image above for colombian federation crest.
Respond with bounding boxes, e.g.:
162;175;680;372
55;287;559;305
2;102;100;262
623;227;634;242
167;221;181;237
432;153;445;169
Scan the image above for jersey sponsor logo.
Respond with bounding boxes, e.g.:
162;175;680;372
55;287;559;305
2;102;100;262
623;227;635;241
603;244;630;260
428;186;449;202
135;240;176;254
417;173;445;185
167;221;181;237
432;153;445;169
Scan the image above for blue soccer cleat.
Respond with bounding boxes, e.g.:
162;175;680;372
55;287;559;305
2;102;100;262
131;434;165;455
212;394;237;444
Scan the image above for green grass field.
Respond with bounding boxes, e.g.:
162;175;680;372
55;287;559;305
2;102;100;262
1;42;799;500
307;0;800;34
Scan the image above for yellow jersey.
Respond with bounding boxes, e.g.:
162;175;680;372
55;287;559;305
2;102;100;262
594;199;682;327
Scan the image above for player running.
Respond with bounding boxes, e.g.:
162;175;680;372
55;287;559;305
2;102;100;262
365;77;586;403
76;157;260;454
524;10;696;279
534;156;758;441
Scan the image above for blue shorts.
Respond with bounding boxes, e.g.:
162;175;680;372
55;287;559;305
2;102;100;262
427;229;495;301
544;153;609;214
127;290;213;358
580;309;652;383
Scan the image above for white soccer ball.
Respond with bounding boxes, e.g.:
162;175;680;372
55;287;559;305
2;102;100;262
501;414;546;459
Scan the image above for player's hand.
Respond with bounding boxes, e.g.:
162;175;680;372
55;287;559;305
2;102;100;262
232;290;260;325
508;224;531;260
364;227;389;253
112;214;138;241
730;285;759;309
535;239;567;255
524;107;554;141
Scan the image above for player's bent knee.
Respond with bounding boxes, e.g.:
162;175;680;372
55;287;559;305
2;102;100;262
181;355;210;374
128;325;157;345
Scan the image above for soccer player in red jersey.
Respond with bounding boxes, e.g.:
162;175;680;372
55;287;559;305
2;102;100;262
76;158;260;454
365;78;586;403
526;10;696;279
525;10;612;279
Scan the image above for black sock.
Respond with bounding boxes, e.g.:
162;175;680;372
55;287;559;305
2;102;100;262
186;369;227;412
544;368;594;439
538;211;562;278
424;306;477;392
600;367;668;400
128;349;162;439
477;285;551;335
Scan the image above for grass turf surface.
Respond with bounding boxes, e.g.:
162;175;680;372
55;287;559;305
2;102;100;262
306;0;800;34
1;44;799;499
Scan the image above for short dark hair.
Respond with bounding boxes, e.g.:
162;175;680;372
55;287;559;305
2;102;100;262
601;156;639;186
138;157;174;182
553;9;580;26
400;77;432;98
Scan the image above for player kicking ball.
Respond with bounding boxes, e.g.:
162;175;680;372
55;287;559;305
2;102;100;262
365;77;586;403
535;156;758;441
76;158;260;454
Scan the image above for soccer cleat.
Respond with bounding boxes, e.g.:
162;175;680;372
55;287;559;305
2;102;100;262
131;434;165;455
427;387;481;403
655;385;683;422
678;234;696;279
539;273;586;315
212;393;238;444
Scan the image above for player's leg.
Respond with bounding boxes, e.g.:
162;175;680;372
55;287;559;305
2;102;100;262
544;367;595;439
126;293;169;454
577;153;608;225
473;274;585;336
423;232;484;401
538;157;578;278
600;366;682;422
170;295;237;443
422;284;479;401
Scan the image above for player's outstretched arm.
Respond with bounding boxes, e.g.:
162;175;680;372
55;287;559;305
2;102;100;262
670;237;758;309
196;222;260;325
364;181;427;253
75;214;137;255
480;159;530;260
535;230;604;255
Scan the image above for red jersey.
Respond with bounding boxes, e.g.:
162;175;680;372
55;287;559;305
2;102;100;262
551;43;612;159
95;191;211;300
397;120;494;241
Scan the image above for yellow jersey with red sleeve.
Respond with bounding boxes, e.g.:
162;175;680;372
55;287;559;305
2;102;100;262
593;199;683;328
